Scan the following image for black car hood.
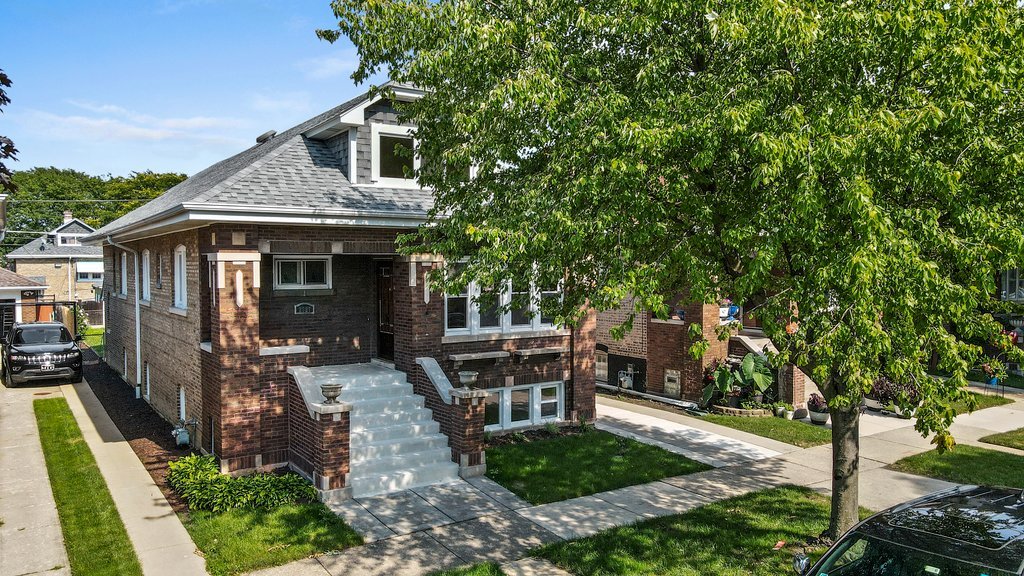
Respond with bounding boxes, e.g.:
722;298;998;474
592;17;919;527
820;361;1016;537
11;343;78;354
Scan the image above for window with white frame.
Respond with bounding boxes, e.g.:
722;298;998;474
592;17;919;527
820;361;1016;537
273;256;332;290
371;123;418;186
119;251;128;295
445;277;561;336
173;245;187;309
141;250;151;301
58;234;82;246
1003;269;1024;302
483;382;564;431
76;271;102;283
156;253;163;288
595;351;608;383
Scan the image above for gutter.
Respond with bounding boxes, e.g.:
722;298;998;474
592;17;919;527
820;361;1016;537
106;235;142;399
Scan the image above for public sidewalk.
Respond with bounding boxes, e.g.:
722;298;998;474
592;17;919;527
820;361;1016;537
0;383;69;576
61;380;207;576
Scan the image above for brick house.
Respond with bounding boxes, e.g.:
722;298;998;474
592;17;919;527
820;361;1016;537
0;268;48;338
82;85;596;500
596;300;814;409
8;212;104;303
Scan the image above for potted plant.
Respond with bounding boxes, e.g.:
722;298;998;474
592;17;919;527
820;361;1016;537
808;393;829;425
774;402;794;419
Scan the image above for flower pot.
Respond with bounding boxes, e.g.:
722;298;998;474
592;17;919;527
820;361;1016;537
864;397;884;411
784;410;795;420
775;406;787;418
728;395;742;408
320;383;343;404
751;393;764;404
809;410;829;425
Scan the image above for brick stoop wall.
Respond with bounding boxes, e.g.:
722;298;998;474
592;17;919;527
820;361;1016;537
287;383;351;492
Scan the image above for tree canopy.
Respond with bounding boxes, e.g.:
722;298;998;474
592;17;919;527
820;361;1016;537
322;0;1024;535
3;168;186;256
0;68;18;193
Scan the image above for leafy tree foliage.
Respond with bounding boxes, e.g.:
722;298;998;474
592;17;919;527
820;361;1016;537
322;0;1024;536
3;168;185;256
0;68;18;193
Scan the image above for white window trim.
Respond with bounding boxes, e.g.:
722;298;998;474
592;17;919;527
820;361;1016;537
119;252;128;296
445;280;559;336
141;250;151;302
595;351;609;383
178;386;186;421
1003;269;1023;302
484;382;564;432
76;272;102;283
57;233;84;246
173;245;187;309
272;255;332;290
370;123;419;188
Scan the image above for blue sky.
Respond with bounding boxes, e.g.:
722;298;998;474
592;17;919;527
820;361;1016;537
0;0;382;177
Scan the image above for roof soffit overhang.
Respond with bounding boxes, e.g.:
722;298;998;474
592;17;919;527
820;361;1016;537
304;85;425;141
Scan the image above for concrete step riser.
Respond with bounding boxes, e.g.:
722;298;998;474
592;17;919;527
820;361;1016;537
352;448;453;474
351;435;450;460
350;421;440;443
352;409;434;431
350;396;425;414
349;462;460;498
338;385;414;402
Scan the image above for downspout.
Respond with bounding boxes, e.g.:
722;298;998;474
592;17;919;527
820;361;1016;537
67;257;72;301
107;236;142;398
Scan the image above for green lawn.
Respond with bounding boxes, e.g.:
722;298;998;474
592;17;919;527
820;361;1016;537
889;444;1024;488
485;430;710;505
701;414;832;448
34;398;143;576
980;427;1024;451
82;326;104;358
183;503;363;576
534;486;859;575
951;391;1014;415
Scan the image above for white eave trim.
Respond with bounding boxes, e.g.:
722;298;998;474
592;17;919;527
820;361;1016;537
6;253;103;259
0;285;49;291
304;87;424;140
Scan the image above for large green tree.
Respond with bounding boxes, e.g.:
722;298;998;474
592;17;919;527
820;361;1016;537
322;0;1024;537
3;168;185;256
0;68;18;193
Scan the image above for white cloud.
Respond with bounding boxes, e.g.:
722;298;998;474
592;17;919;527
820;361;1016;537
297;53;358;80
66;100;244;131
18;108;247;147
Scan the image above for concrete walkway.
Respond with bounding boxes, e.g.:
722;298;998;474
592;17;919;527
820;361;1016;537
253;390;1022;576
0;382;69;576
61;380;207;576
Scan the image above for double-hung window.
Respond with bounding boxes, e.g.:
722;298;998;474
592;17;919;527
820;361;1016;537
1003;269;1024;302
483;382;564;431
273;256;331;290
173;245;187;309
119;252;128;296
140;250;151;301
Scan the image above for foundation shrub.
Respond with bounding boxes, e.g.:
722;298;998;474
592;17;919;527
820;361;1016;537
168;455;316;513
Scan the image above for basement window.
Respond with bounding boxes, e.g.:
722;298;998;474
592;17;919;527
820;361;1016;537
273;256;331;290
483;382;564;432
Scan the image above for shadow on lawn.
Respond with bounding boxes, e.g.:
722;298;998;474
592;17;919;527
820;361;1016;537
535;486;833;575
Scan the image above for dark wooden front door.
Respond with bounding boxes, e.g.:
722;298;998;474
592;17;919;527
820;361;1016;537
376;262;394;361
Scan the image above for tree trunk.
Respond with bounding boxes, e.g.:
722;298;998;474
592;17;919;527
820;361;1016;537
828;402;860;539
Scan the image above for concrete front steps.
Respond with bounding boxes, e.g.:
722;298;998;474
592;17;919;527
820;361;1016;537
333;364;459;498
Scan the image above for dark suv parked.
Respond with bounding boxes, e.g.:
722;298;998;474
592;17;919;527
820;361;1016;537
796;485;1024;576
1;322;83;387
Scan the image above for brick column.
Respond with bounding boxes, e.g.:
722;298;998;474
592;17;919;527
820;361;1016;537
569;308;597;423
286;377;352;500
779;364;807;409
208;251;262;473
449;388;488;477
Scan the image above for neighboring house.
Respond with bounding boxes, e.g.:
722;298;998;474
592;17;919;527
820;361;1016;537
0;268;48;339
83;84;596;500
596;299;813;408
998;269;1023;373
7;211;104;302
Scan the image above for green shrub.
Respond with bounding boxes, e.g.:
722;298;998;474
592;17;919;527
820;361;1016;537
167;455;317;513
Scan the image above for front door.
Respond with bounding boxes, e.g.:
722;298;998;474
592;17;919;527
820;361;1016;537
376;262;394;361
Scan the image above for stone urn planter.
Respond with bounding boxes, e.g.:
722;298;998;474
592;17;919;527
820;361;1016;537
321;383;343;404
809;409;829;425
458;370;479;387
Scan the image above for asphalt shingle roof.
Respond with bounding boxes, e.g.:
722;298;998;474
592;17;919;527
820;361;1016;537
6;236;103;258
88;87;434;240
0;267;46;288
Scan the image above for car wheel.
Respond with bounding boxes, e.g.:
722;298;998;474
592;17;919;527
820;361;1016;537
2;367;16;388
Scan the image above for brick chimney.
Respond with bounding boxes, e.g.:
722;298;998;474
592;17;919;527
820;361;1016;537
63;210;73;224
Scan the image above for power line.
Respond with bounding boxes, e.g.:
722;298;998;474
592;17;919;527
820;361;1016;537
8;199;152;203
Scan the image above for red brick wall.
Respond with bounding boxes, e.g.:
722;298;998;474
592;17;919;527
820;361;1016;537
646;303;729;401
287;381;351;490
102;230;203;445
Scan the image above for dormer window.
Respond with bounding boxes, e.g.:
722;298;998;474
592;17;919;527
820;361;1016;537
371;124;418;186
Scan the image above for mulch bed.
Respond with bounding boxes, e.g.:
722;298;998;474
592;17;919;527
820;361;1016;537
81;346;194;513
484;424;589;448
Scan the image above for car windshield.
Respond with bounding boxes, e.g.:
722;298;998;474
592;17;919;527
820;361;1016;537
815;534;1016;576
13;326;73;345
